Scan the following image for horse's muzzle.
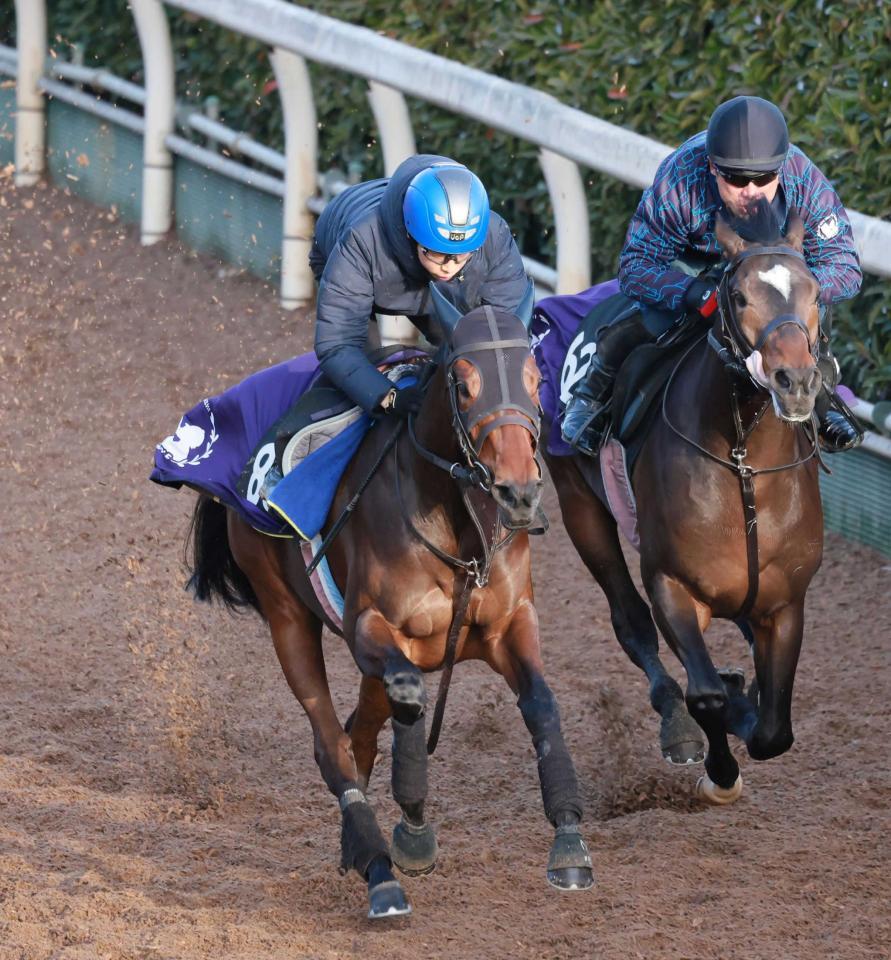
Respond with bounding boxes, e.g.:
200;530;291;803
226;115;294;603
768;364;822;421
491;479;544;529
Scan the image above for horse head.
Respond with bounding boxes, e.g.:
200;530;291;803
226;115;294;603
426;281;543;529
715;205;822;422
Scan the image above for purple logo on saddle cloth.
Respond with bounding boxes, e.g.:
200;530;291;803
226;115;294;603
530;279;620;455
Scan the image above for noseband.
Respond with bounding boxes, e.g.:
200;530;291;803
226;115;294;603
709;245;818;383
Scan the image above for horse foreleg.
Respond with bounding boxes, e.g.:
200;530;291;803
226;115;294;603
353;611;437;879
228;519;406;918
549;458;703;764
647;572;741;802
745;602;804;760
487;600;593;891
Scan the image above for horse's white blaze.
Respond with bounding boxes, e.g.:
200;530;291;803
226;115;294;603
757;264;792;301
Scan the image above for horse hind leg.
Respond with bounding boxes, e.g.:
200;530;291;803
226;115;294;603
549;460;704;764
226;516;409;919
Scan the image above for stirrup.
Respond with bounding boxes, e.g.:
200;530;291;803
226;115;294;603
561;397;609;456
818;389;864;453
818;410;863;453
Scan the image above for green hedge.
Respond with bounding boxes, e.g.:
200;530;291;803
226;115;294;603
1;0;888;397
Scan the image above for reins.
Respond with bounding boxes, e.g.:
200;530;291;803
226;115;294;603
396;408;519;756
662;249;823;620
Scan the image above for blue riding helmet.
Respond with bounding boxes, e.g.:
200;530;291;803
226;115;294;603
402;163;490;255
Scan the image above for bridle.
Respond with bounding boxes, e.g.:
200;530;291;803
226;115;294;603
398;304;542;588
664;242;823;620
393;304;542;754
708;244;819;383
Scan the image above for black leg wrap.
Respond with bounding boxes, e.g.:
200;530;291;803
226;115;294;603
340;799;390;878
391;717;428;809
519;686;583;825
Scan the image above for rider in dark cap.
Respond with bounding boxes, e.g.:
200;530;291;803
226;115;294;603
562;95;863;454
310;154;528;419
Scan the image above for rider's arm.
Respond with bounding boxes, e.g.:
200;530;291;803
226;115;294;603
314;233;395;412
476;216;529;312
617;155;705;314
791;150;862;305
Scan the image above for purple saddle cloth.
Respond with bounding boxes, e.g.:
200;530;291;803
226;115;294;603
150;353;323;536
530;279;620;455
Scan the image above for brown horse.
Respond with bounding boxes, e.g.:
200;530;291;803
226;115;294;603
187;297;593;919
546;209;824;804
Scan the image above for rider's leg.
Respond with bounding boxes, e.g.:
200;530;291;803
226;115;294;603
814;306;863;452
561;304;674;455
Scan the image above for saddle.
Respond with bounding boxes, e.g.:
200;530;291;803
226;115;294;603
236;345;432;536
609;322;708;474
567;292;706;474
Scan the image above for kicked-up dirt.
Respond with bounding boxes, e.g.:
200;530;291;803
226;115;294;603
1;172;889;960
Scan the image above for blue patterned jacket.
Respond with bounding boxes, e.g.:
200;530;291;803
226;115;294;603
618;132;862;310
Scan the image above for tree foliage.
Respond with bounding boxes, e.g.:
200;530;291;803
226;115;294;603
1;0;888;397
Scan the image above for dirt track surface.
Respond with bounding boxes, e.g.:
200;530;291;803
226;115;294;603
1;173;889;960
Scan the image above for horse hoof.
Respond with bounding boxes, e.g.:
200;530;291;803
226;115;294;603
391;818;438;877
367;879;411;920
695;772;743;806
546;824;594;891
547;865;594;891
660;711;705;765
662;740;705;765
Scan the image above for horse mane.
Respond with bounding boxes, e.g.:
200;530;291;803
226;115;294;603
726;197;786;246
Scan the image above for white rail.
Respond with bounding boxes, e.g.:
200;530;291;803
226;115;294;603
8;0;891;297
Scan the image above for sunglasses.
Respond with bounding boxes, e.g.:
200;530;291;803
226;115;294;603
419;246;473;267
716;168;780;188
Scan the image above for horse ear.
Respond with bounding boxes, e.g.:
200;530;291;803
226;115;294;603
515;279;535;330
785;210;805;252
427;281;464;336
715;214;747;260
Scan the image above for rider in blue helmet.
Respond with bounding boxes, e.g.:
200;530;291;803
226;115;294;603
310;155;527;417
402;164;490;255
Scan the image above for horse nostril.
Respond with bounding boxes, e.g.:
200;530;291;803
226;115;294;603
493;483;518;508
774;369;792;392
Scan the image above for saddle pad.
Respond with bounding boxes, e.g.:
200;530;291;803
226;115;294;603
599;438;640;551
529;279;621;455
300;537;345;632
265;411;372;540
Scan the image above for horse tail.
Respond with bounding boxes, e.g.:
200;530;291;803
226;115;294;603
186;495;262;616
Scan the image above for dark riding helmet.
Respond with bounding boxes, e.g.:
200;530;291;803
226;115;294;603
706;96;789;174
403;163;490;255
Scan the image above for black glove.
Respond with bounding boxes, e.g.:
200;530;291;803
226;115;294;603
380;385;425;417
684;278;718;318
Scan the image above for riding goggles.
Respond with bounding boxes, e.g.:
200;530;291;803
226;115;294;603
716;167;780;188
419;246;474;267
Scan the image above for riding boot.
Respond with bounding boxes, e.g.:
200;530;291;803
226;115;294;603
560;357;616;455
815;343;863;453
561;311;656;455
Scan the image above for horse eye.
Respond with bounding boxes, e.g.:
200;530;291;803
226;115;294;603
732;289;747;307
456;381;471;398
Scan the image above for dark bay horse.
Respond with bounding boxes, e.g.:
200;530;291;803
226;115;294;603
546;210;824;804
188;300;593;919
